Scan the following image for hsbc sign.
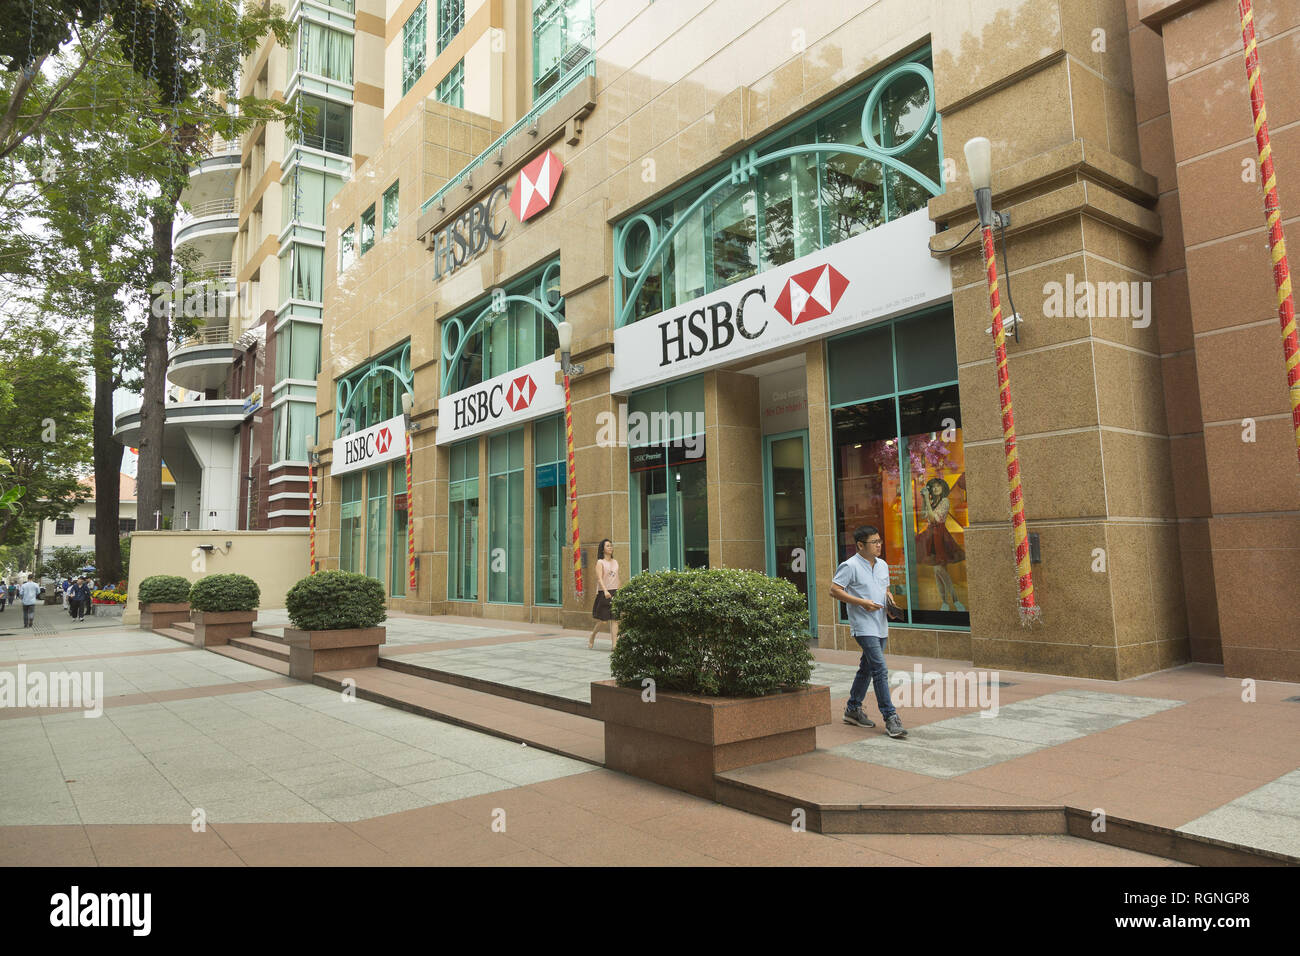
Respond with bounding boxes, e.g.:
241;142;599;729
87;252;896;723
437;356;566;445
610;209;953;393
332;414;408;476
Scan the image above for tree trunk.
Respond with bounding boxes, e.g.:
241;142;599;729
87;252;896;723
135;185;182;532
93;325;123;585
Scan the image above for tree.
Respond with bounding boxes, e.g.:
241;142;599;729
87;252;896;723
46;544;91;581
0;324;92;546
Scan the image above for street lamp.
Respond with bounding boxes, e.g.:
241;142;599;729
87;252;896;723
964;136;1040;624
556;319;583;600
556;320;584;376
399;393;416;590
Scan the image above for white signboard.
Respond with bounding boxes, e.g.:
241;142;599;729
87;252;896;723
436;356;566;445
332;414;407;476
610;209;952;393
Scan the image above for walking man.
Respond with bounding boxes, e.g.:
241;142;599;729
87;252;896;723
19;575;40;629
829;525;907;738
71;577;91;622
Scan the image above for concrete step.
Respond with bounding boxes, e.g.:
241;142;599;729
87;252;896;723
208;643;291;676
172;621;195;634
154;626;195;646
228;635;290;662
250;627;288;644
311;666;604;766
378;655;592;718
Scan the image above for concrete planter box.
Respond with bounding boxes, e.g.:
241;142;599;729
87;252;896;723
139;602;190;631
191;610;257;647
93;603;125;619
282;626;386;680
590;680;831;800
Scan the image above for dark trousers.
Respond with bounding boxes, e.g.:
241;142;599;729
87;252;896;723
22;604;35;627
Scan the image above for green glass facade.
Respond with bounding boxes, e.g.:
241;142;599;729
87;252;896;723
533;415;567;606
487;428;525;604
448;440;479;601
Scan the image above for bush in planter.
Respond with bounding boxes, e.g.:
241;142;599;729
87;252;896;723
138;575;192;604
609;567;813;697
284;570;386;631
188;574;260;613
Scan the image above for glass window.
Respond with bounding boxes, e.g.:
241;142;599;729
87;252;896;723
365;465;388;586
382;180;399;235
282;167;344;228
279;244;324;304
360;204;375;255
340;472;364;572
340;224;355;271
337;342;410;434
443;263;559;394
297;21;353;84
119;518;136;534
707;184;758;290
284;401;316;462
55;519;74;535
627;379;708;575
401;1;427;96
759;130;820;270
488;428;524;603
532;0;593;100
534;414;566;605
448;440;479;601
275;321;321;383
829;308;968;629
436;59;464;108
390;461;408;597
819;98;885;245
437;0;464;54
298;94;351;156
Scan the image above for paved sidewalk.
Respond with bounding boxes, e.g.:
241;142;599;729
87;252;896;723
0;618;1187;866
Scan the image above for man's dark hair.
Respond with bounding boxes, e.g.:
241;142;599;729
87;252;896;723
853;525;881;544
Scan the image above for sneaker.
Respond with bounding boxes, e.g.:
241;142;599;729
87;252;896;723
843;707;875;728
884;714;908;738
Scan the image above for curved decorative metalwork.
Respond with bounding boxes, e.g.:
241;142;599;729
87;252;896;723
614;60;941;328
335;341;413;436
439;263;565;396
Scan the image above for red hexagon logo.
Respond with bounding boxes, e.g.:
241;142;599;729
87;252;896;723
510;149;564;223
506;374;537;412
773;264;850;325
375;427;392;454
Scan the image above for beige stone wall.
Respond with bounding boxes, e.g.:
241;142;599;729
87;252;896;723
123;531;309;625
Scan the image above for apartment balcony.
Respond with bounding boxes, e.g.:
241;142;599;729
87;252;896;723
191;133;241;177
167;323;238;393
113;397;245;447
174;197;239;262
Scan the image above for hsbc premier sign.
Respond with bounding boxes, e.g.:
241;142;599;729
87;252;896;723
436;355;566;445
332;414;407;476
609;209;952;393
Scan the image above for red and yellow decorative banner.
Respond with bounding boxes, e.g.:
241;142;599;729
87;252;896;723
564;371;583;599
307;455;316;575
983;225;1040;624
1238;0;1300;469
406;431;416;590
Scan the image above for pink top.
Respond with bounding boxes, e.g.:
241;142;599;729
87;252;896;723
597;558;620;591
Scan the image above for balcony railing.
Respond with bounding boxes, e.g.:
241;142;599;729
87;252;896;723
196;133;240;158
185;260;235;281
183;198;238;219
174;326;235;350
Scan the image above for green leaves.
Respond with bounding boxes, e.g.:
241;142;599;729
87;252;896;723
188;572;260;612
609;568;814;698
285;570;388;632
138;574;192;604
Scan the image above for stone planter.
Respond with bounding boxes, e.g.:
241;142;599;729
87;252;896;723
590;680;831;800
191;610;257;647
93;603;125;619
139;602;190;631
282;627;386;680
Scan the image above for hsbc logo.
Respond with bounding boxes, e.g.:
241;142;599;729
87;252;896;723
505;374;537;412
338;416;406;472
510;149;563;222
774;264;849;325
375;427;392;454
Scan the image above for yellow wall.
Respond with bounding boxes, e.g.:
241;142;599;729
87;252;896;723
124;530;309;625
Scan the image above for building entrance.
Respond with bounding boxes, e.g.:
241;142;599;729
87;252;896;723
763;430;816;637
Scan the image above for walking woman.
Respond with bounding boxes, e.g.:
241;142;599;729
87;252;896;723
588;538;621;650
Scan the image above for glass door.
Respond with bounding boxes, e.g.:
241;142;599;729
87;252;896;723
763;430;815;636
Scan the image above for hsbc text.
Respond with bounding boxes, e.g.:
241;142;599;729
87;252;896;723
659;286;767;367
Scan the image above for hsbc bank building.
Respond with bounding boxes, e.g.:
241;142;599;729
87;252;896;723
308;0;1300;683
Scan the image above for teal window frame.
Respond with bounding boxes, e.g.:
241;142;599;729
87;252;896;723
401;1;427;96
826;304;969;632
340;472;364;572
437;0;464;54
390;460;408;598
382;180;400;235
436;58;464;108
335;340;412;437
532;0;593;101
487;427;525;604
365;465;389;587
614;50;941;328
533;414;567;606
447;439;480;601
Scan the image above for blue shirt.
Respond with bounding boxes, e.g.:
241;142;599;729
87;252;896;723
832;553;890;638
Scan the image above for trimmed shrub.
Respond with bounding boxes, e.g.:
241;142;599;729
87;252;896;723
138;575;192;605
285;570;386;631
609;567;813;698
188;574;260;613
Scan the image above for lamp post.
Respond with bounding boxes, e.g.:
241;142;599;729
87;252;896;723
557;321;584;601
965;136;1041;624
400;393;417;590
307;451;319;575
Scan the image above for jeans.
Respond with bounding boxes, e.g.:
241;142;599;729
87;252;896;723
847;633;896;719
22;604;35;627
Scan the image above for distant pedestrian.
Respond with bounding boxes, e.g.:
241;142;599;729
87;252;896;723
19;577;40;628
588;539;621;650
830;525;907;739
70;577;91;622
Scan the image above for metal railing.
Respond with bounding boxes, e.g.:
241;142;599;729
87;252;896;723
185;260;235;280
174;325;235;350
420;56;596;216
183;198;238;219
196;133;240;158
